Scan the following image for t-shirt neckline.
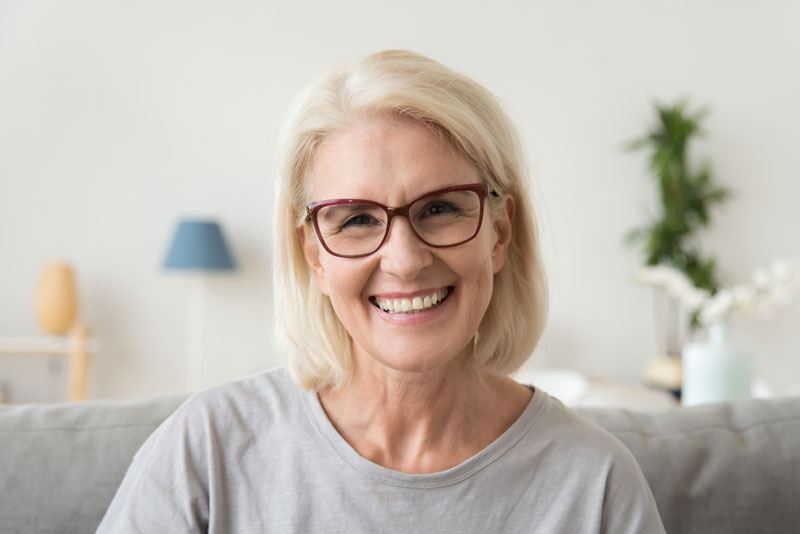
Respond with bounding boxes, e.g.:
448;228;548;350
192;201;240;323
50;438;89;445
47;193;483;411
301;383;548;488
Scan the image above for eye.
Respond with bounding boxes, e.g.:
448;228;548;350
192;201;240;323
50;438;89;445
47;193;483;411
421;201;459;217
340;213;381;229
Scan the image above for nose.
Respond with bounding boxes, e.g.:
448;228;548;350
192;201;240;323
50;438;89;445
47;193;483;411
378;215;433;279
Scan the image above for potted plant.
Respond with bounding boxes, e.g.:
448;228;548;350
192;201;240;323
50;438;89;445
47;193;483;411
625;100;732;394
636;259;800;404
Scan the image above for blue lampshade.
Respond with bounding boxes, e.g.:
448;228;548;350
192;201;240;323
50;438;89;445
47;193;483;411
163;219;236;271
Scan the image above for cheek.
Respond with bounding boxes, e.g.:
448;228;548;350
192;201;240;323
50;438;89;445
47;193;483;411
461;248;497;329
319;257;372;310
477;257;496;305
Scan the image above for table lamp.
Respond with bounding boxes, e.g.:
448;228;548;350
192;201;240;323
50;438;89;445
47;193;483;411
163;219;236;391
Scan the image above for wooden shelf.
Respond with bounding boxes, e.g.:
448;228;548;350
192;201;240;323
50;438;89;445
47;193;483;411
0;325;95;401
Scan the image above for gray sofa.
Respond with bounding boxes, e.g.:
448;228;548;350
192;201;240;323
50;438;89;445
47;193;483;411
1;393;798;533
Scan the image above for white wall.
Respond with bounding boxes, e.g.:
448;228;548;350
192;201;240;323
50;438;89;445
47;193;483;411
1;0;798;401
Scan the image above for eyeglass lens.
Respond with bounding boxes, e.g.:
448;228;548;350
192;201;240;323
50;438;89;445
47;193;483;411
315;189;482;257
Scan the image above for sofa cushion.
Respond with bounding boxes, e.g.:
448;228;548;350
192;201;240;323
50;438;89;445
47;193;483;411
2;393;798;534
0;395;186;534
580;397;800;534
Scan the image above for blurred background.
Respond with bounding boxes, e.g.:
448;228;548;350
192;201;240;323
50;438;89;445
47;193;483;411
1;0;798;402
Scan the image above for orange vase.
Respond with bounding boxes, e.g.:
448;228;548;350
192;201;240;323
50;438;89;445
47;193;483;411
36;263;78;335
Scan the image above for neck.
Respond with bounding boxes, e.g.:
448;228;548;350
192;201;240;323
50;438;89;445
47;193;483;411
317;352;532;474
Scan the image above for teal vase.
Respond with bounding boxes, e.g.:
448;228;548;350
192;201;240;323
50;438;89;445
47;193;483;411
682;323;752;406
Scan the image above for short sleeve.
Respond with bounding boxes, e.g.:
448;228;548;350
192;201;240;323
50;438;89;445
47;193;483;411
96;400;211;534
600;445;666;534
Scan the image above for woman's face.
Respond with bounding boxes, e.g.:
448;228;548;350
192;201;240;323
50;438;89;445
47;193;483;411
302;115;512;378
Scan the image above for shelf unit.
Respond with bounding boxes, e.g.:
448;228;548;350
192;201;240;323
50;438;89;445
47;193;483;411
0;324;95;401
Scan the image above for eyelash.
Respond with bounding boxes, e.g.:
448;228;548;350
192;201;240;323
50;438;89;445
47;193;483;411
340;213;380;229
421;202;458;217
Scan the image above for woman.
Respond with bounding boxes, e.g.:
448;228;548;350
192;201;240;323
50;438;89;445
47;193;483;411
98;50;664;533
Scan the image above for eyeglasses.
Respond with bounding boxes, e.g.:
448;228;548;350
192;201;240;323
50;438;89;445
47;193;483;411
306;183;490;258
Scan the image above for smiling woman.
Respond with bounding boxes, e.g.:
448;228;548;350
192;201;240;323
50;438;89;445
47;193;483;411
300;116;505;389
276;51;548;393
97;51;665;533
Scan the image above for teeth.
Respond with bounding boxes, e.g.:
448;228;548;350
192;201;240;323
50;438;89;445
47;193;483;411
374;288;450;314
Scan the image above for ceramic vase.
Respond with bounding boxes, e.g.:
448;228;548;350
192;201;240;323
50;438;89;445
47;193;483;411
35;263;78;335
682;323;752;406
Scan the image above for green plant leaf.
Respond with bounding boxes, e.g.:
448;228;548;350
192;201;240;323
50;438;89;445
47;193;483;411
625;99;732;324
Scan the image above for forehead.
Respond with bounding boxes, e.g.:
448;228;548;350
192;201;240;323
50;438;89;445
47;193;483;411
306;116;480;204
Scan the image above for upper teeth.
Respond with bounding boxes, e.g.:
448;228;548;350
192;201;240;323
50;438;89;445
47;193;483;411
375;288;449;313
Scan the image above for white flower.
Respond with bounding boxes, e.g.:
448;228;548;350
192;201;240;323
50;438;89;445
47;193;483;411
634;259;800;327
731;285;756;309
635;265;711;312
679;285;708;310
699;289;735;325
751;267;771;289
770;260;792;284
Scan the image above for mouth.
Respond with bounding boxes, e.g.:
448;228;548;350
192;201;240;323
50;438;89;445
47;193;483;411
369;287;453;314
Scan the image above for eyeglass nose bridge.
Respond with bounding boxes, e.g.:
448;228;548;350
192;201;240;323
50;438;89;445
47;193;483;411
379;204;428;249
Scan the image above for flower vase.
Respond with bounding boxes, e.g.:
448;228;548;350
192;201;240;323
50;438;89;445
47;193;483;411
681;323;752;406
35;263;79;335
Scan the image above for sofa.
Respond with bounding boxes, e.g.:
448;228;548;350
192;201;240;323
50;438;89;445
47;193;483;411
1;392;798;533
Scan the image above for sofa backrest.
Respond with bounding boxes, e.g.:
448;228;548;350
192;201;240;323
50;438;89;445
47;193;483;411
2;394;799;533
580;396;800;534
0;394;186;534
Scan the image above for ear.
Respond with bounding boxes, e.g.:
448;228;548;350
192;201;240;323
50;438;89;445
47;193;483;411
299;226;330;295
491;196;514;274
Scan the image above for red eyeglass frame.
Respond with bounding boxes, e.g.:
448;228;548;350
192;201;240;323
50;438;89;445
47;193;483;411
305;183;491;258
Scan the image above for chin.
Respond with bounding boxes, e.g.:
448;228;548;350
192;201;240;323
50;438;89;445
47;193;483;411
363;343;471;377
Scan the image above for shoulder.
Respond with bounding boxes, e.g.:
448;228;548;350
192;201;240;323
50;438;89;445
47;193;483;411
181;366;301;417
500;390;664;532
532;389;636;460
524;390;665;532
97;372;303;532
516;389;653;490
138;367;303;459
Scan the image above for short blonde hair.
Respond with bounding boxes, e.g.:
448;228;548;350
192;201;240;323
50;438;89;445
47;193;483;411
273;50;548;390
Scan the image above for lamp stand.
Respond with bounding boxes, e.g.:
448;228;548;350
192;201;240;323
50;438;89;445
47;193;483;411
187;273;205;392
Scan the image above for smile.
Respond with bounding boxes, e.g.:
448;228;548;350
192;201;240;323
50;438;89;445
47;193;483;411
370;287;451;314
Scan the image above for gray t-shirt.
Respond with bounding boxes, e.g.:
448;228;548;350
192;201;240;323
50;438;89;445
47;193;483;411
97;367;664;533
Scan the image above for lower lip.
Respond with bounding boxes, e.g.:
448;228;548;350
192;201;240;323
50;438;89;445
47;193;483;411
370;290;453;325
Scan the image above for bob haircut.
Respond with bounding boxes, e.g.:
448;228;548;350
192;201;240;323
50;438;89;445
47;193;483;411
273;50;548;391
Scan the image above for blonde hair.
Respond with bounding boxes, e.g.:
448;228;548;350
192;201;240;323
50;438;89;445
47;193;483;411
273;50;548;390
